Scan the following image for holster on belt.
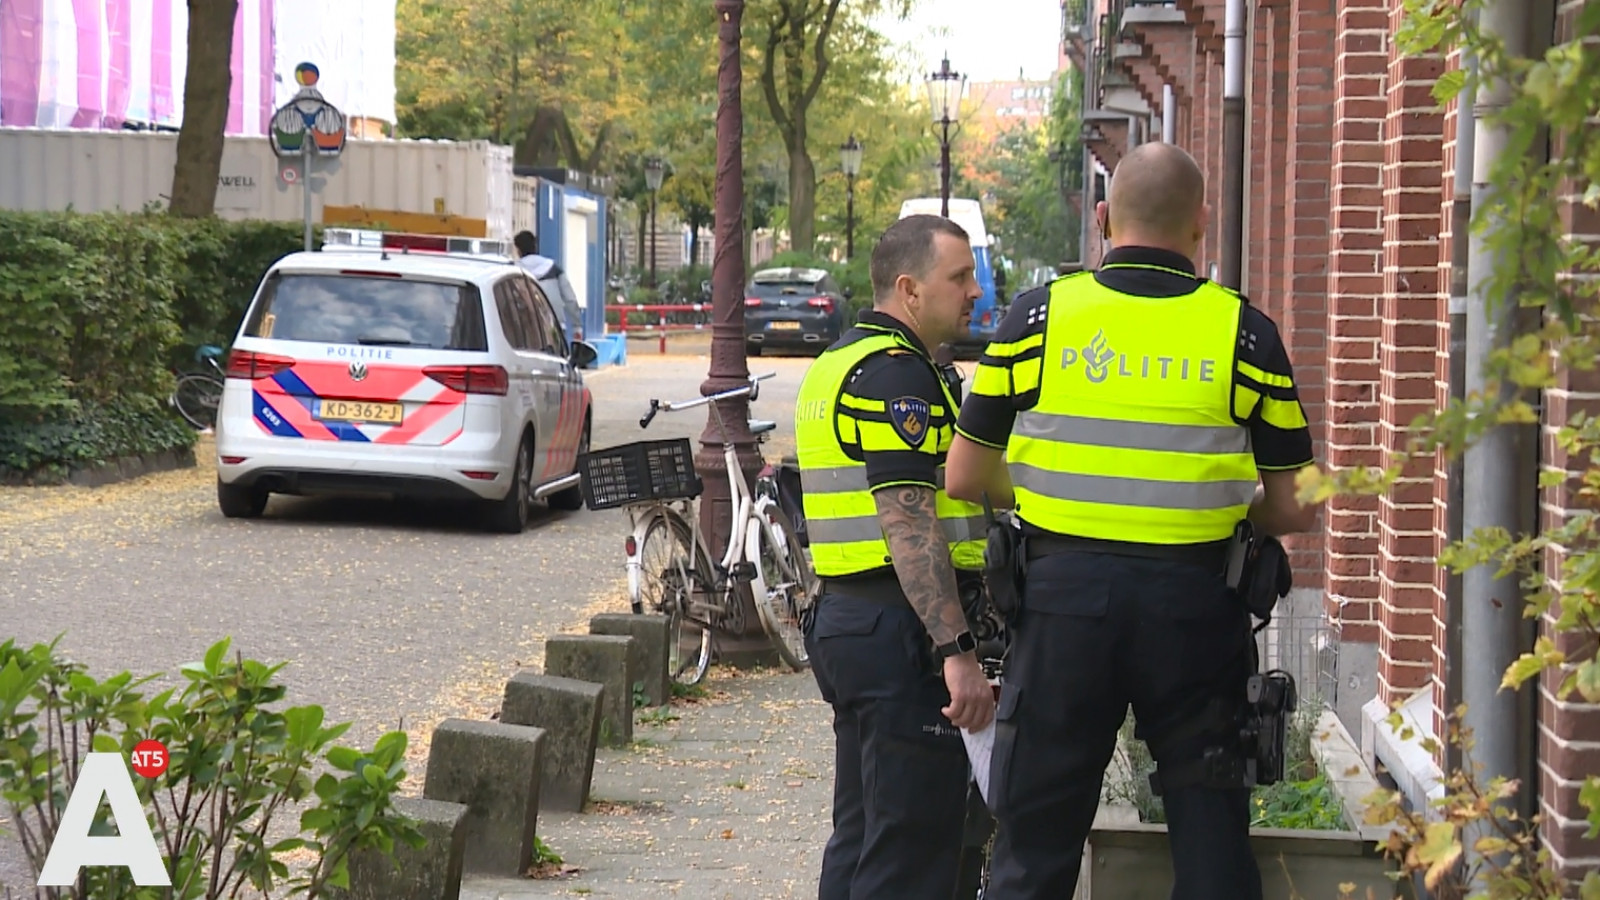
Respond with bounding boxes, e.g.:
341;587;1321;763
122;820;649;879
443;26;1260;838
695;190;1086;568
981;493;1026;626
1224;519;1294;625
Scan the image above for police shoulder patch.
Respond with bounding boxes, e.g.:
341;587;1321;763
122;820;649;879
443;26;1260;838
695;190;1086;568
888;396;932;448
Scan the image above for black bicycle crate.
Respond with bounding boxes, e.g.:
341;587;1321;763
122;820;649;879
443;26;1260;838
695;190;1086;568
578;438;704;510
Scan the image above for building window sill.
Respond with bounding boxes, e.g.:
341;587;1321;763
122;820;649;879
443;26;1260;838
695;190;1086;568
1361;688;1446;817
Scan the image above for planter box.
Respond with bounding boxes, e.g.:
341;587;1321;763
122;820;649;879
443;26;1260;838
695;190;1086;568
1082;822;1404;900
1080;712;1410;899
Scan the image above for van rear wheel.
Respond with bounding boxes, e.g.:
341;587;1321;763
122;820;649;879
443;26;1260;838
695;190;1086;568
217;478;268;519
487;436;533;534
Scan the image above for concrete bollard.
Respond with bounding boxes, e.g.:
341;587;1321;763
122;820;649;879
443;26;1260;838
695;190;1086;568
340;796;469;900
499;671;605;812
589;613;671;707
544;633;634;747
422;718;545;876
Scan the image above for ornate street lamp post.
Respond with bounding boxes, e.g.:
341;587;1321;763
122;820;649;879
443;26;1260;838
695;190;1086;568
925;55;965;218
698;0;768;651
839;134;862;261
644;155;665;288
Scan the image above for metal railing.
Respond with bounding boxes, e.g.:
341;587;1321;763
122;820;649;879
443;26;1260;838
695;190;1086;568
605;303;713;354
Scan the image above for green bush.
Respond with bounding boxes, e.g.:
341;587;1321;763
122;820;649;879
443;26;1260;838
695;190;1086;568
165;218;309;369
0;211;309;480
0;396;195;483
0;635;425;899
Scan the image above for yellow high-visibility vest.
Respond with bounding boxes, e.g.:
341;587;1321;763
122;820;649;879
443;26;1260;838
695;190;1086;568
986;273;1257;543
795;326;988;577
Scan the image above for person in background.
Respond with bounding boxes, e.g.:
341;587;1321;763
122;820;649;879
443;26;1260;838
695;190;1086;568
513;230;584;343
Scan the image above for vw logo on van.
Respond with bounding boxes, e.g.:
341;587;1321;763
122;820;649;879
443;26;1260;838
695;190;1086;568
348;361;368;382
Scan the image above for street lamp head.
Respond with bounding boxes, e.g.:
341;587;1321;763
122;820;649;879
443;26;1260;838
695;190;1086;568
840;134;863;177
924;54;965;125
644;156;665;191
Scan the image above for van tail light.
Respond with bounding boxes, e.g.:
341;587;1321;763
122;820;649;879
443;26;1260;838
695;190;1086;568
806;296;834;313
423;364;510;395
225;350;297;380
745;297;762;307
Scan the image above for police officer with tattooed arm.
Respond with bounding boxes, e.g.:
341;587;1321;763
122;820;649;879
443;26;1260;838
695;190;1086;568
795;214;997;900
944;142;1321;900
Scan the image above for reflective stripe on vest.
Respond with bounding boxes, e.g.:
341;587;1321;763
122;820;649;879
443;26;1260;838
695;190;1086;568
1008;273;1258;544
795;328;989;576
800;466;989;548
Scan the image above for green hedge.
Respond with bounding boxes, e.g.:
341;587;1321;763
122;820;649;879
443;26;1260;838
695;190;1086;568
0;210;311;481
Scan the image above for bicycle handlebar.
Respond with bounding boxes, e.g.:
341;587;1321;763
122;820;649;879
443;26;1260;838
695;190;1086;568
639;372;776;429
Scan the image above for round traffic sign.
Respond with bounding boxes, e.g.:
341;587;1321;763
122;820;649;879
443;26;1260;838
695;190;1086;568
279;162;300;185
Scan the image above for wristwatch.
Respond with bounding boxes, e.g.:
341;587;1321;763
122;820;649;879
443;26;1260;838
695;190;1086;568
934;631;977;660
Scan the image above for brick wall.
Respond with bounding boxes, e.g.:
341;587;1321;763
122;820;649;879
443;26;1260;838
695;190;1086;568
1375;1;1445;707
1539;0;1600;881
1278;0;1336;586
1096;0;1600;886
1323;0;1389;645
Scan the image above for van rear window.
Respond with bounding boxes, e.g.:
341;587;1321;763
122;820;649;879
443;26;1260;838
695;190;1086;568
243;273;488;350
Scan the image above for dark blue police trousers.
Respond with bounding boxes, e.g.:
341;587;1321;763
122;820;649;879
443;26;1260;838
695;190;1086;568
805;589;971;900
984;550;1263;900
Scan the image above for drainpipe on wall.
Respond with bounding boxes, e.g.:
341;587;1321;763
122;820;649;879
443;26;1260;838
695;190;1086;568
1162;84;1176;142
1443;5;1477;781
1462;0;1547;870
1219;0;1247;289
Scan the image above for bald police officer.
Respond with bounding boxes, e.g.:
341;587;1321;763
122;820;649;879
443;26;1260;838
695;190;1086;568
796;214;997;899
945;142;1321;899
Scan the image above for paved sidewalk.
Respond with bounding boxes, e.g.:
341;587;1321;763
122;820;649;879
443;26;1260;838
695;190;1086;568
461;666;835;899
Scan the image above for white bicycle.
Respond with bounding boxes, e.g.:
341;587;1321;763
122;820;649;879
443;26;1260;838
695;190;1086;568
576;372;816;686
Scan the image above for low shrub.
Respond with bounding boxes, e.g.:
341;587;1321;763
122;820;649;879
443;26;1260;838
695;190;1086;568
0;635;425;899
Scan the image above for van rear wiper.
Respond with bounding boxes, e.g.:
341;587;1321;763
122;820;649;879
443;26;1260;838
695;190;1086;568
357;337;415;346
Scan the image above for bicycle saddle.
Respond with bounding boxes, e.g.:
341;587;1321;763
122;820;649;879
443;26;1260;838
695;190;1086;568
197;344;225;360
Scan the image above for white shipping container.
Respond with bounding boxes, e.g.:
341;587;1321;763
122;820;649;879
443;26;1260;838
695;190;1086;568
0;128;516;241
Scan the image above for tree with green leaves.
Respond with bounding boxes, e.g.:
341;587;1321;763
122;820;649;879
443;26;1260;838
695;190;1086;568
393;0;631;170
972;68;1084;276
753;0;916;255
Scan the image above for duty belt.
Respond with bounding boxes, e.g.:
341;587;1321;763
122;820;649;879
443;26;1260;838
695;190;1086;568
1024;532;1230;572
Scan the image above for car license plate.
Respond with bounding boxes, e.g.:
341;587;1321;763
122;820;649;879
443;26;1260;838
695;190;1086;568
315;399;404;424
768;321;802;331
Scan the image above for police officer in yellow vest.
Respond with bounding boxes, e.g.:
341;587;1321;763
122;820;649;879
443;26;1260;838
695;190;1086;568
945;142;1321;900
796;214;997;900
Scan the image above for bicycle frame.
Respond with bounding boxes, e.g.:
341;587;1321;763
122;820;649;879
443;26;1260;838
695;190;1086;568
625;373;781;612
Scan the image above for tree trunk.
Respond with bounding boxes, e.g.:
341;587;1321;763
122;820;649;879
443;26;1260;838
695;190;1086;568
168;0;239;218
787;135;816;256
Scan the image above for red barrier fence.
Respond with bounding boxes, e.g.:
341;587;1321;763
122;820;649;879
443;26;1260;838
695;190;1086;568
606;303;715;354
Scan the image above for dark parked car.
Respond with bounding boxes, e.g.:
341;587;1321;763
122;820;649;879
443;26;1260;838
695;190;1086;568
744;267;849;356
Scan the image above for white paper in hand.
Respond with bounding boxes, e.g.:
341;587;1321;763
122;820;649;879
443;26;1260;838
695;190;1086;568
962;720;996;804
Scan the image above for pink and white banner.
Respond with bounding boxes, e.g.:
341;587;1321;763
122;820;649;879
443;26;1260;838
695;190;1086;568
0;0;275;135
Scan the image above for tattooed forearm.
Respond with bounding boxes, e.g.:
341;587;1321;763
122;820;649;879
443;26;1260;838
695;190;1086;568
875;485;967;646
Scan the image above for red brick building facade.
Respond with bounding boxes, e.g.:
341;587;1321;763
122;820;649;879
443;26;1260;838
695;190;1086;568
1061;0;1600;883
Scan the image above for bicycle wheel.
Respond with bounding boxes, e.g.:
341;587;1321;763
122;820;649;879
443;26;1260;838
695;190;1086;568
747;500;815;671
173;373;224;430
633;510;713;686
